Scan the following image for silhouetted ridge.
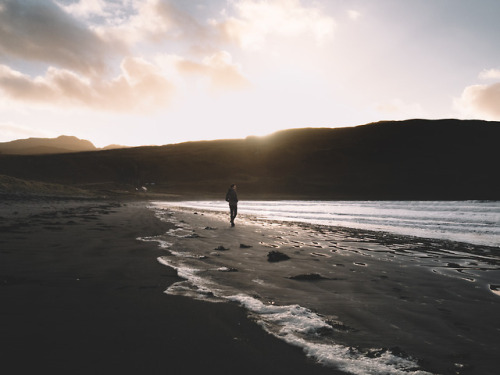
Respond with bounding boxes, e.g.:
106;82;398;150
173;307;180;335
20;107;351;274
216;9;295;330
0;135;130;155
0;119;499;199
0;135;97;155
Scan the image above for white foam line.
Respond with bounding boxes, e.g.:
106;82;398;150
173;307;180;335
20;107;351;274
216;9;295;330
169;250;200;258
227;294;434;375
155;253;435;374
302;341;433;375
159;259;434;374
137;236;172;249
157;257;224;302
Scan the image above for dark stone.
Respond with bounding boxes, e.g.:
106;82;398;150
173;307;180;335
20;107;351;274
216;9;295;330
267;251;290;262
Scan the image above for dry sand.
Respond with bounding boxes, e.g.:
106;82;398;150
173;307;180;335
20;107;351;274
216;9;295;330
0;197;341;375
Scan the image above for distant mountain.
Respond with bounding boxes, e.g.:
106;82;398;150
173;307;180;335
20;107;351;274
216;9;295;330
0;136;128;155
1;119;499;200
0;135;96;155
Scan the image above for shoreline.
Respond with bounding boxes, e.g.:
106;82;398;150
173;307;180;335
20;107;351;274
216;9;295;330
151;200;500;248
145;203;500;375
0;197;344;375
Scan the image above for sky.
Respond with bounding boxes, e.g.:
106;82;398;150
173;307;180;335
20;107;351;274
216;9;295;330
1;0;500;147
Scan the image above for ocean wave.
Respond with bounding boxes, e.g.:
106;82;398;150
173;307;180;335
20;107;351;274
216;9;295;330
153;200;500;247
156;257;434;375
154;256;434;375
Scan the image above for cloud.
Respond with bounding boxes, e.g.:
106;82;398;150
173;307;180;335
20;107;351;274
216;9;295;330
0;0;119;75
57;0;109;18
212;0;335;49
478;68;500;80
82;0;209;48
0;1;256;113
0;58;175;112
176;51;251;91
456;82;500;120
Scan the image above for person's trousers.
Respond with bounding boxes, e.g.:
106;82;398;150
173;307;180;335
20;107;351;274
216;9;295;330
229;204;237;223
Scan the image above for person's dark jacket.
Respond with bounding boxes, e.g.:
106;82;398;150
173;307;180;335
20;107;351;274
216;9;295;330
226;189;238;205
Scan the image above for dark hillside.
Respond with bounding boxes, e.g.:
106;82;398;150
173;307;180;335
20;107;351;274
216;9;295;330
0;119;499;199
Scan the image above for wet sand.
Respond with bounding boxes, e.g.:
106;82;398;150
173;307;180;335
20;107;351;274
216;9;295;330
0;198;342;375
147;204;500;375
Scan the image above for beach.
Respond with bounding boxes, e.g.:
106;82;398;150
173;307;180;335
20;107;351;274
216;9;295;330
1;198;499;375
144;202;500;375
0;197;346;375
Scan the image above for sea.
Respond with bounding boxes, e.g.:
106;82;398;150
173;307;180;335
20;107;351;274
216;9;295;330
159;200;500;248
140;201;500;375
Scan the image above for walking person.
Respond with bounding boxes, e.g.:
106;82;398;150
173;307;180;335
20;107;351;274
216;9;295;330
225;184;238;227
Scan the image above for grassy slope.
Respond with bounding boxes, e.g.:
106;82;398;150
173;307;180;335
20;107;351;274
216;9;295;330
0;175;94;198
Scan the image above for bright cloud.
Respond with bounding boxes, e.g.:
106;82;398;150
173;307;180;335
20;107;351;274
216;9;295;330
177;51;251;91
57;0;108;18
456;82;500;120
81;0;209;48
478;68;500;80
213;0;335;49
0;58;175;112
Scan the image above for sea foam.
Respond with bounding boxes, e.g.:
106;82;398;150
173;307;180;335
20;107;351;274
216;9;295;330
155;258;434;375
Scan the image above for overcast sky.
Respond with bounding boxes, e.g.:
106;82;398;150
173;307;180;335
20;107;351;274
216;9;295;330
1;0;499;147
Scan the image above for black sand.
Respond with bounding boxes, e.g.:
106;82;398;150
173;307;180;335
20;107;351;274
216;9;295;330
0;198;342;375
147;205;500;375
